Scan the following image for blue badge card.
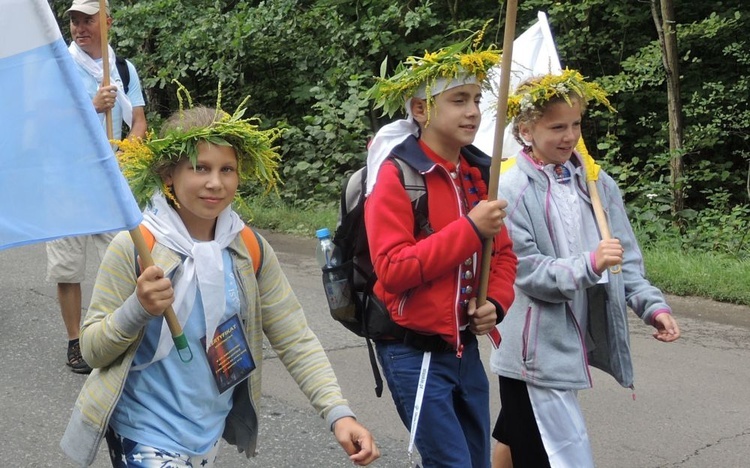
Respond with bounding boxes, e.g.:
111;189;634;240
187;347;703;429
201;314;255;394
553;164;572;184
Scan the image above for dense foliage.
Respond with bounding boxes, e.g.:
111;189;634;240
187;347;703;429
54;0;749;257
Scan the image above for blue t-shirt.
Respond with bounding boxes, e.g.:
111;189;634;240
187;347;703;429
71;57;145;140
110;250;244;455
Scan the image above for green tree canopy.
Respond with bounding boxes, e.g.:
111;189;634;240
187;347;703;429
55;0;749;254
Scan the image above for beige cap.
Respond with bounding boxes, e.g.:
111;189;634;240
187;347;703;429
66;0;110;16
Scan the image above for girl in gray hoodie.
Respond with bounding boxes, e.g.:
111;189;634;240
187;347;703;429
489;70;681;468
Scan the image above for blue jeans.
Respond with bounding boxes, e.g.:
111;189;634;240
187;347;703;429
376;335;490;468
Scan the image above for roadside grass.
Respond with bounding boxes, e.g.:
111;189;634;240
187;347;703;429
236;195;337;238
240;197;750;307
642;247;750;306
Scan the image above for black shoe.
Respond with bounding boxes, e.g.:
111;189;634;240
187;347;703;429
67;340;92;374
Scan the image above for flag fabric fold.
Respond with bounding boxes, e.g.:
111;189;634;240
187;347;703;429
0;0;142;251
475;11;563;159
576;139;602;182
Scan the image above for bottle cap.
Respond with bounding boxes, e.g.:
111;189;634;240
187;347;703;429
316;227;331;239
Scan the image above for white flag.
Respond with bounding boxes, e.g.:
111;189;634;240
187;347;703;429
474;12;563;158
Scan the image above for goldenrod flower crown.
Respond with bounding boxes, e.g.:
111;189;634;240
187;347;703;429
115;82;282;208
507;68;615;121
368;26;501;118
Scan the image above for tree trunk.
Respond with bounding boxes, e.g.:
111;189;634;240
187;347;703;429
651;0;685;219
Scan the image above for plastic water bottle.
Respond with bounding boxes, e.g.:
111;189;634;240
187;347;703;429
315;228;339;269
315;228;355;322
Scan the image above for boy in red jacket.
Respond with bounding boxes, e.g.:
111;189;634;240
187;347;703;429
364;30;517;468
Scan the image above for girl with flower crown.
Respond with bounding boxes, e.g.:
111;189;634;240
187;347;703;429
365;31;517;467
60;98;379;467
490;71;681;467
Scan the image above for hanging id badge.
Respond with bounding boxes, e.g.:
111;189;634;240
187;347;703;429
553;164;572;184
201;314;256;394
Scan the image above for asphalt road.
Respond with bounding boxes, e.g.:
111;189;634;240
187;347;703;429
1;229;749;467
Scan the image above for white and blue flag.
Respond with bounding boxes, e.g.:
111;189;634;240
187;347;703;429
0;0;142;251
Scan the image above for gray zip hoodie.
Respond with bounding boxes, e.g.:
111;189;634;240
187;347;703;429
490;150;671;390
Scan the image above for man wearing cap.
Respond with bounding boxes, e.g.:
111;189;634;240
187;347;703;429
46;0;147;374
66;0;146;140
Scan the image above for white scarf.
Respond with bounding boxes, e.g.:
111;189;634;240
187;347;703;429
365;116;419;196
135;192;244;369
68;42;133;127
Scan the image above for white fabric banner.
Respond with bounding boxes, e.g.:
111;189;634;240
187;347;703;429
474;11;563;158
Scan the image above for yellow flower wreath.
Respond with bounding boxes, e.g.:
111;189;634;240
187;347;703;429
114;82;282;208
368;24;501;118
506;68;615;121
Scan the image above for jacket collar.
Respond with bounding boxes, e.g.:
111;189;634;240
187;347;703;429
517;149;584;181
391;135;492;180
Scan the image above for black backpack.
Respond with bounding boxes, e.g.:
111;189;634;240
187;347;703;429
332;156;432;334
329;146;492;396
330;156;431;396
115;56;148;107
115;56;131;94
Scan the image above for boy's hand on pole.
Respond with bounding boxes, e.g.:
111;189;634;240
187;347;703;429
467;297;497;335
468;199;508;239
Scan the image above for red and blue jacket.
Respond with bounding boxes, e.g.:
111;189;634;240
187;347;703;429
364;135;517;351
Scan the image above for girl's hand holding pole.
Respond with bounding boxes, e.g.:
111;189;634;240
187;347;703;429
594;238;623;274
136;263;174;317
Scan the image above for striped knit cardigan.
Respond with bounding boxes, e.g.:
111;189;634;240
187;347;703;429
61;229;353;466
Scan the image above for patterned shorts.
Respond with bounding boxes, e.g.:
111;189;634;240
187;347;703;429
105;427;220;468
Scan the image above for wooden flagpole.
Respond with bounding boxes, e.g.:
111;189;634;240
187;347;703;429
129;226;191;358
577;140;622;274
98;0;190;359
98;0;113;140
477;0;518;305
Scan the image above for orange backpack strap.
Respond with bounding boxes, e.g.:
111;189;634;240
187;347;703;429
139;224;156;251
136;224;263;276
134;224;155;277
240;225;263;276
